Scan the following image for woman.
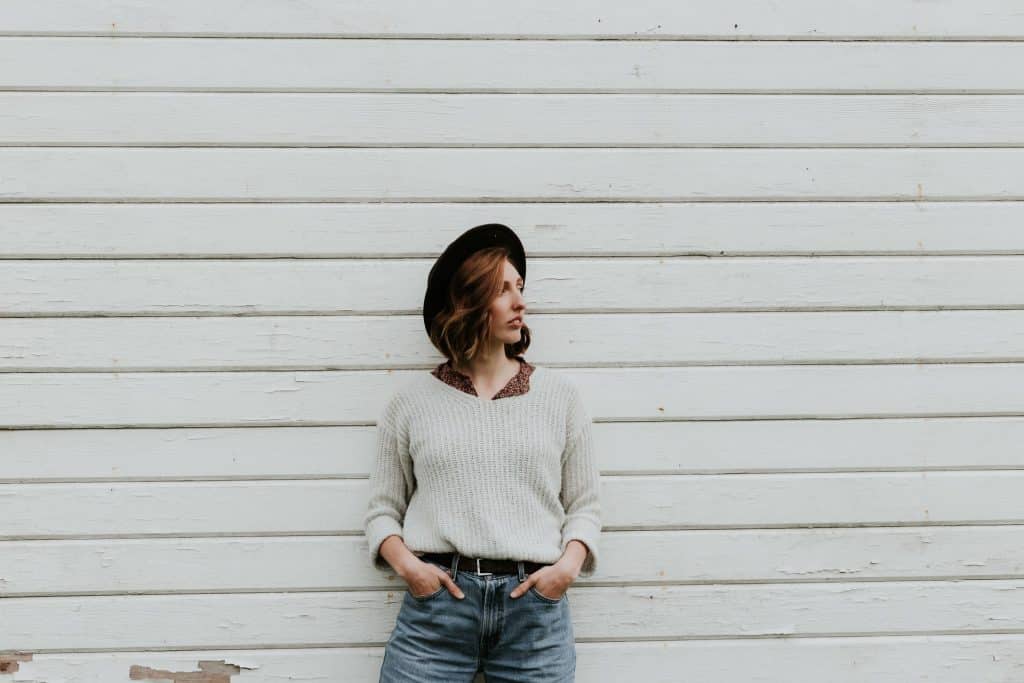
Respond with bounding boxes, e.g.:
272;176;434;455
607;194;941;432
364;223;602;682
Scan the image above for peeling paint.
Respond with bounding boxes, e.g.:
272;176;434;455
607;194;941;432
129;659;256;682
777;565;866;575
0;653;32;674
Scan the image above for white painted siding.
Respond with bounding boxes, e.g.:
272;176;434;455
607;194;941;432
2;2;1023;681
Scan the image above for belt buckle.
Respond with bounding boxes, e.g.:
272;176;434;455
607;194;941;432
475;558;492;576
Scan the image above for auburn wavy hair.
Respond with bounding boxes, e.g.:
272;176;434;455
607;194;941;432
428;246;531;367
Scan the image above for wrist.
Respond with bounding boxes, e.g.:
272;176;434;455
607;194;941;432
394;552;424;578
379;534;421;577
557;561;581;581
557;540;588;578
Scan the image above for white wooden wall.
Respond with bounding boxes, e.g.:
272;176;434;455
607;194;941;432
2;2;1024;681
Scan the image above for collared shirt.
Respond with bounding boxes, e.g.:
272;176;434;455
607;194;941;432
431;356;535;399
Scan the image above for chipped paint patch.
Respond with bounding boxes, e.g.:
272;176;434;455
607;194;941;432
0;653;32;674
130;659;255;682
777;564;867;576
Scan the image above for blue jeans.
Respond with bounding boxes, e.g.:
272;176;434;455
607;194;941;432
379;554;577;682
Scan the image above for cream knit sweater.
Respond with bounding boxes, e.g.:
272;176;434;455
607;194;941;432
363;364;601;577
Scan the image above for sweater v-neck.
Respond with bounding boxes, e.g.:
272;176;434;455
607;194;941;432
428;364;544;406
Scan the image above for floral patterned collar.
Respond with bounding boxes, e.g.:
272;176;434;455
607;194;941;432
431;356;535;399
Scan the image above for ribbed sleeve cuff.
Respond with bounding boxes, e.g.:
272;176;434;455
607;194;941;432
561;518;601;577
366;516;404;571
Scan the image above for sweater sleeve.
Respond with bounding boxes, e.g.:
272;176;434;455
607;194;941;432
363;395;415;572
559;382;602;577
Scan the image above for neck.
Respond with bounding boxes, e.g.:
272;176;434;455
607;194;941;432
452;341;518;380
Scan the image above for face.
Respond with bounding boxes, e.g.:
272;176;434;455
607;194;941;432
488;258;527;344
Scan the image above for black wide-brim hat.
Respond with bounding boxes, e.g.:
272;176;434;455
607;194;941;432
422;223;526;336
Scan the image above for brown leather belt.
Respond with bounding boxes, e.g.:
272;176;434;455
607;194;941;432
419;551;549;576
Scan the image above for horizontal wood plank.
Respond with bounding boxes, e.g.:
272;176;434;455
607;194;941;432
4;364;1024;427
6;637;1024;683
3;1;1024;39
5;148;1024;200
4;93;1024;145
4;256;1024;315
2;526;1023;595
4;39;1024;92
2;472;1023;538
4;580;1024;649
2;310;1023;371
2;415;1024;482
6;362;1024;428
4;202;1024;257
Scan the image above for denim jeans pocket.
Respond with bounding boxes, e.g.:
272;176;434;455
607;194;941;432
528;585;564;604
407;583;447;601
406;561;453;601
